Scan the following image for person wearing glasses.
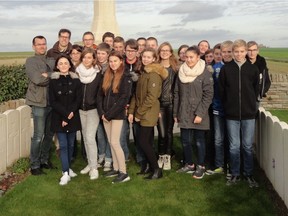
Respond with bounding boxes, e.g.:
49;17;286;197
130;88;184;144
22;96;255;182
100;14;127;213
246;41;271;103
82;31;97;50
47;29;73;60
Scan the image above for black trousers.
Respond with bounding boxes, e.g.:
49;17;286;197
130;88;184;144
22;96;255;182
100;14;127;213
138;126;158;171
157;104;174;155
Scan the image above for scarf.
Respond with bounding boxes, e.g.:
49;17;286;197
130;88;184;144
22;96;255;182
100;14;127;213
178;59;206;83
76;63;100;84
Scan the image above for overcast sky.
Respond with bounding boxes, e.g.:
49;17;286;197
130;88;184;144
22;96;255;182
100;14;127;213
0;0;287;52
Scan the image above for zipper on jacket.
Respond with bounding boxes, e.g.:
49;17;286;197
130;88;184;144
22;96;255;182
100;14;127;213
239;67;242;120
82;84;87;110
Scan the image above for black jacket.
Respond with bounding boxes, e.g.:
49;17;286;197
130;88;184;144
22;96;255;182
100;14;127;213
218;60;260;120
246;54;271;98
160;67;177;105
80;73;103;111
47;41;73;60
49;72;82;132
97;73;132;121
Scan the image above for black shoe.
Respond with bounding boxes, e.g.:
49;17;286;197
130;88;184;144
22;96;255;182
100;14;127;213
137;163;151;175
244;175;259;188
104;170;119;178
144;168;163;180
31;168;46;175
112;172;131;184
41;161;57;169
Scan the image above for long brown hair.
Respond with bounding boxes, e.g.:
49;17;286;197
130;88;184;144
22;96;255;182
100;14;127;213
157;42;179;72
102;51;124;95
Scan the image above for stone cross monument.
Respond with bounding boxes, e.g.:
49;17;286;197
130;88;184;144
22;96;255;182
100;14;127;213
91;0;120;44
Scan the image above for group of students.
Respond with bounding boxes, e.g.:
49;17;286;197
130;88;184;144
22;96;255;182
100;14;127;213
25;29;270;187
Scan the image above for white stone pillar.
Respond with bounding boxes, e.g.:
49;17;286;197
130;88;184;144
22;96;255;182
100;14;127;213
0;113;7;174
17;105;31;157
92;0;120;44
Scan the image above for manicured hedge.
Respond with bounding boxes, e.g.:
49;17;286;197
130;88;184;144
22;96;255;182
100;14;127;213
0;65;27;103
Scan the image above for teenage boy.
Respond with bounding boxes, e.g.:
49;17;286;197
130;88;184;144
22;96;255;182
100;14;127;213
47;29;72;60
206;41;233;176
136;37;146;56
102;32;115;48
113;36;125;56
146;37;158;50
218;39;260;188
246;41;271;102
25;35;55;175
95;42;113;171
82;31;97;50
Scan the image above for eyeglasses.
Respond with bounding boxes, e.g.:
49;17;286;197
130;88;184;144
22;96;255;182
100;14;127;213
160;50;171;53
59;35;70;39
125;49;137;53
248;49;258;52
34;43;46;46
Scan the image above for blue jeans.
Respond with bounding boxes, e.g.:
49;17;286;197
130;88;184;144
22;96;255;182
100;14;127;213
120;118;130;160
57;132;76;172
214;115;225;168
30;106;54;169
132;122;147;164
180;128;206;166
226;119;255;176
97;120;112;162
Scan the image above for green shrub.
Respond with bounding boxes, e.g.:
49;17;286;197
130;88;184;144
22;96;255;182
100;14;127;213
11;157;30;174
0;65;27;103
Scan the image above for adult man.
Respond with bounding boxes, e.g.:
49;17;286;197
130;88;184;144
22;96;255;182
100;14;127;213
82;31;97;50
47;29;72;60
25;36;55;175
113;36;125;56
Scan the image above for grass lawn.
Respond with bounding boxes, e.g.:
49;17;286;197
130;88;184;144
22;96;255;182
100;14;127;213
0;136;278;216
269;110;288;123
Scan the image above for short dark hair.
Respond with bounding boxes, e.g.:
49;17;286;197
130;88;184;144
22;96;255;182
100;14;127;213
58;28;71;38
114;36;125;44
137;37;146;42
82;31;94;40
147;37;158;44
186;45;201;56
102;32;115;42
125;39;138;50
97;42;112;54
69;44;83;54
32;35;46;45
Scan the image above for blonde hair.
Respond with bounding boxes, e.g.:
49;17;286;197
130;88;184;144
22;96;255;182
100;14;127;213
232;39;247;51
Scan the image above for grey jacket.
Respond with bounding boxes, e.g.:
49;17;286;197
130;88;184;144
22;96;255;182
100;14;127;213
173;69;213;130
25;54;55;107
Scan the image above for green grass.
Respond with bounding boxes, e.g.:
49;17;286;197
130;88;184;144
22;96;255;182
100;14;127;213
269;110;288;123
0;52;33;60
0;137;277;216
260;48;288;62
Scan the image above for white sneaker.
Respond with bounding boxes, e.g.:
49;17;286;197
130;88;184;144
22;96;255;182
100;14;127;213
163;155;171;170
69;169;77;177
158;155;164;168
59;172;71;186
103;161;112;172
80;165;90;174
98;157;105;167
89;169;99;180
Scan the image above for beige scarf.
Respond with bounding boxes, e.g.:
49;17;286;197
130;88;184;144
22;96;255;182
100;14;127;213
178;59;205;83
76;63;100;84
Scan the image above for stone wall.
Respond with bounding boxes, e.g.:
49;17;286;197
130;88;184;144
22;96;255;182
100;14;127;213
261;73;288;109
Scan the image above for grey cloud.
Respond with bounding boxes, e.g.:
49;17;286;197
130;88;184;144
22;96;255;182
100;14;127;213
160;1;226;23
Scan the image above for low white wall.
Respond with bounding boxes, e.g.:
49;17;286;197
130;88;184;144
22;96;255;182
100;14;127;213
0;105;31;173
258;108;288;207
